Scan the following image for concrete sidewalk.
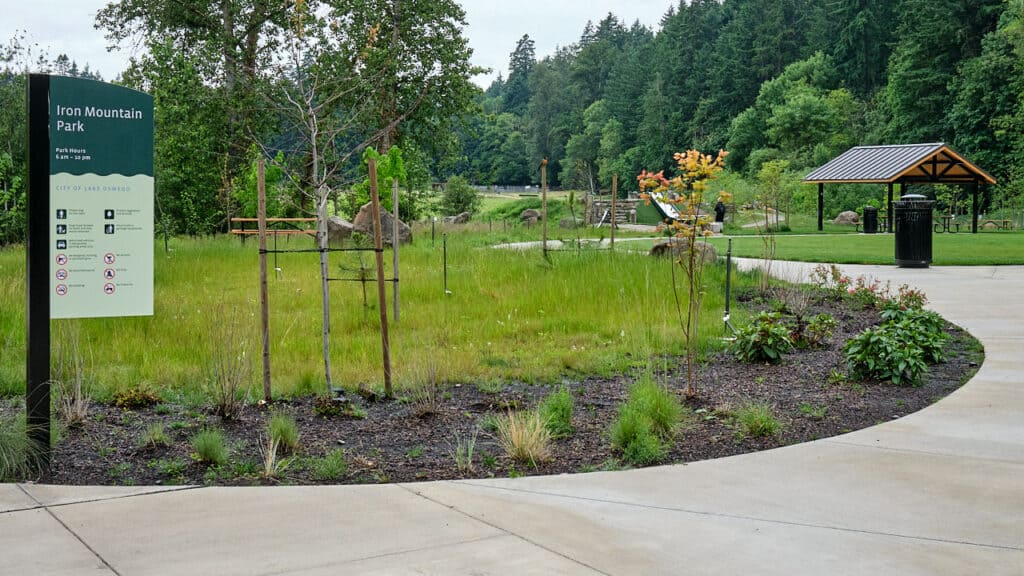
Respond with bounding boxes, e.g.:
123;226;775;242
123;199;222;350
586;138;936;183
3;262;1022;575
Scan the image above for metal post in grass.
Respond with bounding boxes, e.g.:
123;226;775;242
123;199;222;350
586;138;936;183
724;238;735;335
392;178;400;324
443;233;451;295
611;173;618;251
368;159;393;397
257;158;272;402
541;158;549;261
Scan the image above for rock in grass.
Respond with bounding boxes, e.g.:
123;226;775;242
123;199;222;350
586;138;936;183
649;238;718;263
353;203;413;245
834;210;860;225
327;216;354;245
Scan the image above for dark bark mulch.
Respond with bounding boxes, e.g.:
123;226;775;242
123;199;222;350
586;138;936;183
7;289;982;487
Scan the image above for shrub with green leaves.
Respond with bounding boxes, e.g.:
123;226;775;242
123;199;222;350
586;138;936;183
269;413;300;453
734;402;781;437
190;429;228;466
732;312;793;363
844;326;927;386
539;387;574;438
799;314;837;348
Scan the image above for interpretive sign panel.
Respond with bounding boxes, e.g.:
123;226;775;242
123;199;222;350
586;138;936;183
47;76;153;318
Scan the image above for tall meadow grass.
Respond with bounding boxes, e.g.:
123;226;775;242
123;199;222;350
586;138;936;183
0;229;755;400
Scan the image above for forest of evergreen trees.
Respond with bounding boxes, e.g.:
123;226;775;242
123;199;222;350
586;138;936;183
453;0;1024;215
2;0;1024;245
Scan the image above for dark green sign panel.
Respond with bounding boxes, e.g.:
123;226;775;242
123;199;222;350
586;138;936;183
48;76;154;177
47;76;154;319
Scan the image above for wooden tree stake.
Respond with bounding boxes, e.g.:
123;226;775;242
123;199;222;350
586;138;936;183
368;159;393;397
257;158;272;402
541;158;548;260
392;178;400;323
611;173;618;251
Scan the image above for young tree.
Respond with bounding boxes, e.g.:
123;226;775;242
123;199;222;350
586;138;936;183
258;3;476;393
638;149;728;397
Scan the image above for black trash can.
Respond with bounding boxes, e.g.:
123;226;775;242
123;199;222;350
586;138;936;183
862;206;878;234
894;194;935;268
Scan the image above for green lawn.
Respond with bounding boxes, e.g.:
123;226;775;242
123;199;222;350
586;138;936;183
705;230;1024;265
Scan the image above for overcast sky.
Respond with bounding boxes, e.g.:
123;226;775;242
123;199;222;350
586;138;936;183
3;1;673;87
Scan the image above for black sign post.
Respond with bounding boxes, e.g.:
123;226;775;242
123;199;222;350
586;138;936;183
26;74;51;465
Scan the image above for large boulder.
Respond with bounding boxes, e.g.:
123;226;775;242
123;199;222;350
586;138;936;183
650;237;718;263
444;211;472;224
520;208;541;221
834;210;860;226
327;216;354;245
352;203;413;245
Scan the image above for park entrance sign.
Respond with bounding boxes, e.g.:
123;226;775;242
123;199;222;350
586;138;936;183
46;75;154;317
26;74;153;462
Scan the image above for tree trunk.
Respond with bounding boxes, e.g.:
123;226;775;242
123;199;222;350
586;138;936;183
318;188;333;394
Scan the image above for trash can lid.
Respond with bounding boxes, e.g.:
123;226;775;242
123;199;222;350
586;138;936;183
899;194;927;201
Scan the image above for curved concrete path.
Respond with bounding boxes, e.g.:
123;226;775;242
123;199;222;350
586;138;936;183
2;262;1022;575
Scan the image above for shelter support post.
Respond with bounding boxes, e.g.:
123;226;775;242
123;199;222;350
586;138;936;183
887;183;894;233
817;183;823;231
972;180;979;234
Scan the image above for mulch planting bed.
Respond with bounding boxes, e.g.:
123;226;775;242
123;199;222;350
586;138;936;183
6;286;981;486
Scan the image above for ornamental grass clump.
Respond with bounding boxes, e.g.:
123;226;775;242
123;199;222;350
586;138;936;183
190;428;228;466
734;402;781;438
311;449;348;482
0;416;41;481
268;412;300;454
609;377;685;466
494;410;552;467
538;387;574;438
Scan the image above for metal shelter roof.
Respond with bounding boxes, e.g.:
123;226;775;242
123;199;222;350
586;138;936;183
803;143;997;185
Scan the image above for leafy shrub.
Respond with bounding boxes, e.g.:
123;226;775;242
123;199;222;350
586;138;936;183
885;317;948;365
439;175;481;216
799;313;838;348
732;312;793;363
843;327;927;386
113;387;160;410
538;387;574;438
609;406;664;466
734;402;781;437
311;449;348;482
190;429;228;466
494;411;552;466
313;396;344;418
269;413;300;453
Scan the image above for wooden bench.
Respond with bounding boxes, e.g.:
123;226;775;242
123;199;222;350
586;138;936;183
980;219;1015;230
230;218;318;240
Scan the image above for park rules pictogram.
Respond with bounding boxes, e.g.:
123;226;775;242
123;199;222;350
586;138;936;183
26;74;154;464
